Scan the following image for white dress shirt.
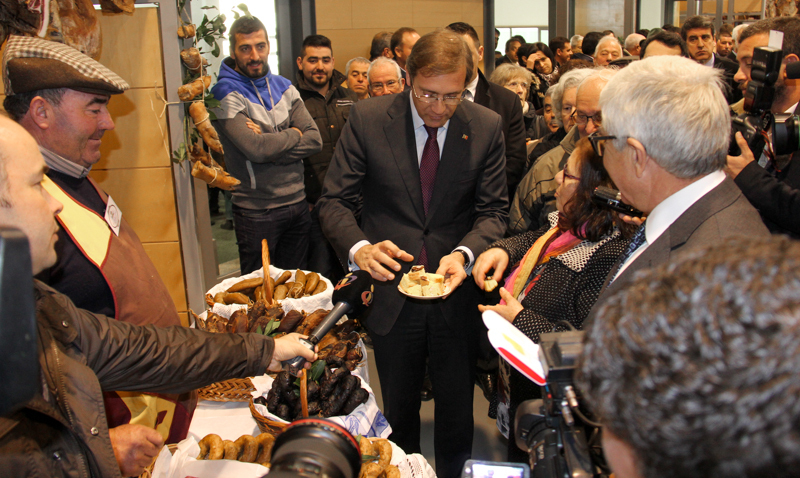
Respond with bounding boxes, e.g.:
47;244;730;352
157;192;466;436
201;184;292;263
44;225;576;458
613;170;726;280
348;94;475;273
462;74;479;103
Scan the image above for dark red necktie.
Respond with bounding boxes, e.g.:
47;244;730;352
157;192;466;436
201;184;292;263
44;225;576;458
418;125;440;268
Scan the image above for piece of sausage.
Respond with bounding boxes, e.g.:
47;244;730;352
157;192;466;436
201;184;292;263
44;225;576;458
226;277;263;293
274;271;291;286
294;270;307;287
340;388;369;415
322;375;359;417
312;280;327;296
289;281;305;299
273;284;288;300
276;309;304;333
304;272;320;295
320;367;349;399
295;309;329;335
227;309;249;333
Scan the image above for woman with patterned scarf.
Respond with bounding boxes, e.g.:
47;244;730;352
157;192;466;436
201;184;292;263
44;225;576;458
473;137;636;462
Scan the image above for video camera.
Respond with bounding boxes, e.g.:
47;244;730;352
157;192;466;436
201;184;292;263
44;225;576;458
513;331;609;478
730;45;800;158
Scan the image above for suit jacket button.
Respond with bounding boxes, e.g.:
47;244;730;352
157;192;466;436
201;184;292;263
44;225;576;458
90;427;99;436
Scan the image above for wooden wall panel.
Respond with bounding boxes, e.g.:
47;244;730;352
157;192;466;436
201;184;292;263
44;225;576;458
317;0;354;29
89;167;180;243
350;0;414;29
96;88;172;170
98;7;165;89
317;0;482;74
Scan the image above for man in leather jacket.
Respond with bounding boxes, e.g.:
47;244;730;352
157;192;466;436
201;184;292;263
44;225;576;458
0;116;316;477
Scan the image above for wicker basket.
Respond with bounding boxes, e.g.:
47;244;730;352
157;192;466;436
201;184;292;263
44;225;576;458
249;398;289;434
197;378;256;402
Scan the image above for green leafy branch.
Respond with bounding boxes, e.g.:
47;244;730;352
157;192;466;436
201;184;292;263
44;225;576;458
172;2;251;165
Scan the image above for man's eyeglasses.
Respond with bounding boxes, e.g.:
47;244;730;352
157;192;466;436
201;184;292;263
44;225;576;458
588;132;617;157
370;79;399;92
412;85;463;105
572;110;603;126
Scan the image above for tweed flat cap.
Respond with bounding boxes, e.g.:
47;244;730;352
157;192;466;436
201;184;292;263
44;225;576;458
3;35;129;96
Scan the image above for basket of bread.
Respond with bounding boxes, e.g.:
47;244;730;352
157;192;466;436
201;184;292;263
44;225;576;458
195;241;368;401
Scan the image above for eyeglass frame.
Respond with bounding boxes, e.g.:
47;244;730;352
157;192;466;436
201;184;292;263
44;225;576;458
588;132;618;157
369;79;401;92
571;110;603;126
412;84;464;106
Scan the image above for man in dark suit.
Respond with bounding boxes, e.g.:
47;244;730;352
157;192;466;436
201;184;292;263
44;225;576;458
445;21;526;404
391;27;420;90
727;16;800;237
681;15;741;103
317;30;508;478
446;22;527;201
496;37;522;67
592;55;768;302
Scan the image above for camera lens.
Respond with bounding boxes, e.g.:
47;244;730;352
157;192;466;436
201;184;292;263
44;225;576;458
267;418;362;478
773;114;800;156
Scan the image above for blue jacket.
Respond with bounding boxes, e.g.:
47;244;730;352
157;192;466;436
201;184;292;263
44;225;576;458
211;58;322;209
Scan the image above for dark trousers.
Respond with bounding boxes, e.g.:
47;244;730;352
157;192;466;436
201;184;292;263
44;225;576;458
308;203;345;283
232;200;311;274
370;300;477;478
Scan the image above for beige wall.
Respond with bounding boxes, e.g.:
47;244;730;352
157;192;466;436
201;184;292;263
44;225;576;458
574;0;625;38
0;7;190;325
316;0;485;73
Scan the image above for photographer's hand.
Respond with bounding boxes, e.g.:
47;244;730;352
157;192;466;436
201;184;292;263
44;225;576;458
726;132;756;179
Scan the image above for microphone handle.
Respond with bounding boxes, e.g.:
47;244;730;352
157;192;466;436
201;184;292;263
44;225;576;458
308;301;352;344
282;301;352;376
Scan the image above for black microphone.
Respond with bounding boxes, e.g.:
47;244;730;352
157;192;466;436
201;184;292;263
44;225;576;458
787;61;800;80
282;270;374;375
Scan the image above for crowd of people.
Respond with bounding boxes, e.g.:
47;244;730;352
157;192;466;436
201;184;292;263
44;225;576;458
2;10;800;478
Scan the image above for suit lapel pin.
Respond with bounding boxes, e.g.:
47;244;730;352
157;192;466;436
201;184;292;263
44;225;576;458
462;134;468;140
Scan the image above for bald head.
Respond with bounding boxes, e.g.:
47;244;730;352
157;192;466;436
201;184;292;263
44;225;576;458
0;116;63;274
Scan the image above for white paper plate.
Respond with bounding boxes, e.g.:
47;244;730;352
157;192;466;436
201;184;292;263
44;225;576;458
482;310;546;385
397;284;451;300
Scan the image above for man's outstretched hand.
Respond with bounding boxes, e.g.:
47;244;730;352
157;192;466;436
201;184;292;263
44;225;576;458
354;240;414;281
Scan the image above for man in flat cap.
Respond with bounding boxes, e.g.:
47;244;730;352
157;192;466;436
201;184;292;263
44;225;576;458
2;35;193;476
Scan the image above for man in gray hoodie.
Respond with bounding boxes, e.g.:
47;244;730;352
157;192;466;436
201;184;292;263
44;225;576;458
211;16;322;273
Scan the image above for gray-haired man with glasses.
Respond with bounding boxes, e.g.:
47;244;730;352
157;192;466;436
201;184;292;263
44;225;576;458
589;56;767;306
318;29;508;478
509;67;615;234
367;56;405;97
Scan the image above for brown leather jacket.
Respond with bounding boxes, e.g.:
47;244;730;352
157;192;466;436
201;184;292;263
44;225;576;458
0;281;274;477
